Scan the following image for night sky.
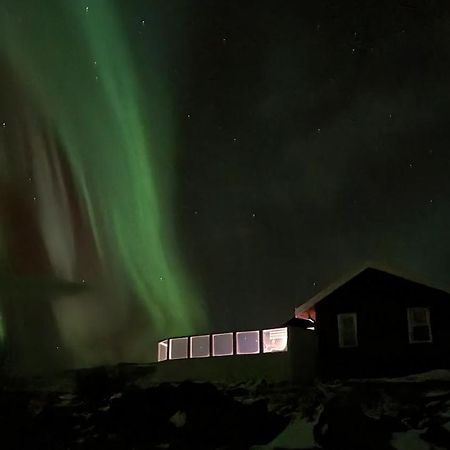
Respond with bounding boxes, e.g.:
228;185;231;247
1;0;450;369
174;0;450;330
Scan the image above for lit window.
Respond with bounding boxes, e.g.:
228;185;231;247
407;308;432;343
190;335;210;358
158;339;168;361
262;327;288;353
169;337;188;359
212;333;233;356
236;330;260;354
337;313;358;348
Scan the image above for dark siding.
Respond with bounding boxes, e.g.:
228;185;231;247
315;269;450;379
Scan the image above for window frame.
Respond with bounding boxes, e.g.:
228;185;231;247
158;339;168;362
168;337;189;360
262;327;288;353
212;332;234;357
190;334;211;358
337;313;358;348
236;330;260;355
407;307;432;344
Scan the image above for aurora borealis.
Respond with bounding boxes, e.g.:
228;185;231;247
2;0;450;373
0;0;206;371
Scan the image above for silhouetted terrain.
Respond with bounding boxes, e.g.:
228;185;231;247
1;366;449;449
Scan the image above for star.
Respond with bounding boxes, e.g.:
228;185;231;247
1;122;6;127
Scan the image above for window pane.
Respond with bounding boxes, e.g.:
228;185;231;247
236;331;260;355
262;328;288;353
212;333;233;356
169;337;188;360
412;325;431;342
158;339;168;361
408;308;432;343
190;335;210;358
341;316;354;329
338;314;357;348
341;328;357;347
410;308;428;325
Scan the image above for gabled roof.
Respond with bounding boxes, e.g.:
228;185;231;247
295;263;450;315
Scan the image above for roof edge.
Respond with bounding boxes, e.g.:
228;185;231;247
295;261;449;314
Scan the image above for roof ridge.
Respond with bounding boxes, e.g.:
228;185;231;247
295;262;449;314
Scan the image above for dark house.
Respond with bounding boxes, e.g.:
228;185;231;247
295;267;450;379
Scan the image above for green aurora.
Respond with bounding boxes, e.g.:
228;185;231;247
0;0;206;365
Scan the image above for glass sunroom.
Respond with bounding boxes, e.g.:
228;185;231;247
157;327;288;362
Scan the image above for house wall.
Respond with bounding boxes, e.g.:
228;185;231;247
153;327;317;384
316;270;450;379
288;327;318;384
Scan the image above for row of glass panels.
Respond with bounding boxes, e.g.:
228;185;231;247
158;327;288;362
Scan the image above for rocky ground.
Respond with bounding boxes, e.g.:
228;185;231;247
0;365;449;449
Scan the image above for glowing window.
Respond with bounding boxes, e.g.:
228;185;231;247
190;335;210;358
169;337;188;359
262;327;288;353
236;330;260;354
158;340;168;361
212;333;233;356
337;313;358;348
407;308;432;343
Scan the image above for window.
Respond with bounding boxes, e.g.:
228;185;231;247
169;337;188;359
262;327;288;353
190;335;210;358
236;330;260;354
337;313;358;348
407;307;432;343
212;333;233;356
158;340;168;361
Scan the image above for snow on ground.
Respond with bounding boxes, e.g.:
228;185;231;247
3;367;450;448
391;430;444;450
169;410;186;428
266;415;315;448
250;415;315;449
352;369;450;384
